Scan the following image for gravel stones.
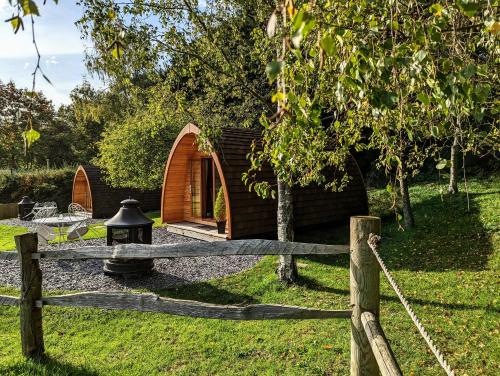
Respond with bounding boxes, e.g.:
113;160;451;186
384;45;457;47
0;227;260;291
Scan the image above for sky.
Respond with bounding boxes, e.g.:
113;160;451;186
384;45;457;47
0;0;102;107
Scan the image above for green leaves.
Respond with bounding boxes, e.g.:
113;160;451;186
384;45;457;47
429;3;444;17
108;8;116;21
5;15;24;33
417;93;431;106
271;92;286;103
455;0;482;17
371;90;398;109
291;8;315;35
461;64;476;79
108;40;125;59
21;0;40;16
436;158;451;170
414;50;427;63
319;34;336;56
265;60;283;83
290;7;315;48
22;128;40;147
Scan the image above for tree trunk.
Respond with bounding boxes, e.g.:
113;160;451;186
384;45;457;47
448;127;460;194
398;160;415;228
10;153;16;172
277;178;298;283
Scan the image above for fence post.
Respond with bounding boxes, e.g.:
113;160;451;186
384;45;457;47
15;232;44;358
350;216;381;375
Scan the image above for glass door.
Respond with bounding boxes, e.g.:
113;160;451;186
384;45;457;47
201;158;214;218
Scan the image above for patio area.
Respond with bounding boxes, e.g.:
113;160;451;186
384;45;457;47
167;221;227;242
0;225;260;291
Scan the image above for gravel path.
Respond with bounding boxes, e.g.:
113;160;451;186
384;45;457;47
0;227;261;291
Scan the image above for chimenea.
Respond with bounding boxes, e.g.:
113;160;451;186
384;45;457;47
18;196;35;221
103;198;154;277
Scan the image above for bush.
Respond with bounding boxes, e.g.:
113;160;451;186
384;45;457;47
0;168;75;209
214;187;226;222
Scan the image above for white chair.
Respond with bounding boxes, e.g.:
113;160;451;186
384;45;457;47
66;203;93;242
30;202;44;219
32;205;59;247
44;202;58;216
32;207;56;222
68;203;91;218
36;224;56;245
67;223;89;241
32;202;58;221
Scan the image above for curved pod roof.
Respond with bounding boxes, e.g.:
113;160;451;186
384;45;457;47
72;165;162;219
162;123;369;240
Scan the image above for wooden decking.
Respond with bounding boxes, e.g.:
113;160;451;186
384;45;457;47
167;222;227;242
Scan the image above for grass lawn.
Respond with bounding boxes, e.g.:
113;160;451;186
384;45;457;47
0;211;163;251
0;177;498;375
0;225;29;251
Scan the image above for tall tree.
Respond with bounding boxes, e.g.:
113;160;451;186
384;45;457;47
0;81;55;170
427;1;499;194
96;84;186;189
76;0;277;187
64;82;117;165
77;0;275;129
250;2;361;280
292;0;499;228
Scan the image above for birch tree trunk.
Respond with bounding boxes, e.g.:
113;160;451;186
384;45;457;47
398;159;415;228
274;4;297;283
448;127;460;194
277;178;298;283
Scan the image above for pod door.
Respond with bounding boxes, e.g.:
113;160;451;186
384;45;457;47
73;168;92;212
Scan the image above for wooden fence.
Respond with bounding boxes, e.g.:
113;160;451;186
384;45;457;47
0;216;402;375
0;203;18;220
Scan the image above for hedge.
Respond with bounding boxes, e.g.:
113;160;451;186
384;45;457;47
0;168;75;209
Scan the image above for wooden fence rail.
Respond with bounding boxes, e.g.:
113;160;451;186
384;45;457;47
1;240;349;261
35;292;352;320
32;239;350;260
0;294;19;306
0;251;18;260
0;216;403;375
361;311;402;376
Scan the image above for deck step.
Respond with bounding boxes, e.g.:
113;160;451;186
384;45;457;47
167;222;227;242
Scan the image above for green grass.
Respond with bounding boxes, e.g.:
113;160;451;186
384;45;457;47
0;211;163;251
0;177;498;375
0;225;28;250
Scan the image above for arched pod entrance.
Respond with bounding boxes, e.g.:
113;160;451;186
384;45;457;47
72;165;162;219
161;123;231;239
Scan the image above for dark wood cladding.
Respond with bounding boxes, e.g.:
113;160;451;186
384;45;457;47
216;128;368;238
72;165;161;219
162;124;368;240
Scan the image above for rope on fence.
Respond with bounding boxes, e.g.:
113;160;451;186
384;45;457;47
367;233;456;376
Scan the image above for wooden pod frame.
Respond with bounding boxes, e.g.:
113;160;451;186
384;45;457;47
161;123;369;240
72;165;161;219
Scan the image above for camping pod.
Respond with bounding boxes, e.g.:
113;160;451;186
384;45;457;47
161;123;369;241
72;165;161;218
